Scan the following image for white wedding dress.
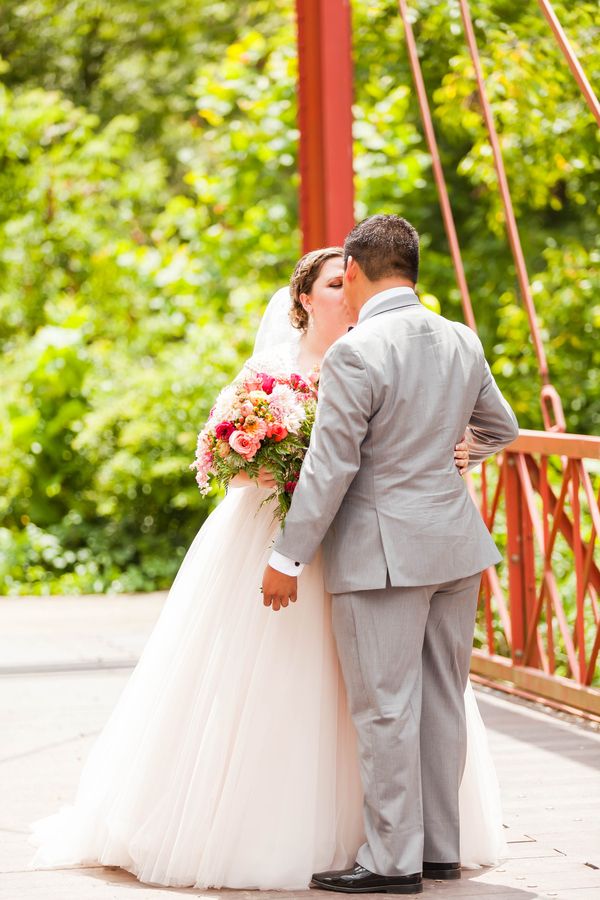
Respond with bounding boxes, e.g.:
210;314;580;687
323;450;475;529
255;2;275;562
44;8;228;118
31;333;506;889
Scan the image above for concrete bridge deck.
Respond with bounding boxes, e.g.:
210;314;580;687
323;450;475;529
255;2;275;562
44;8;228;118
1;594;599;900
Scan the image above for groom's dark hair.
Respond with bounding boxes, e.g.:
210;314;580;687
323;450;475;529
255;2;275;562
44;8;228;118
344;214;419;283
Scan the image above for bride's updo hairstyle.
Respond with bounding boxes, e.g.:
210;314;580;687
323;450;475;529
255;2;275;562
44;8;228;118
289;246;343;332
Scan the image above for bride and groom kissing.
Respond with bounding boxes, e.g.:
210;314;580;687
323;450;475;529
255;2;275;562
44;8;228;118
262;213;518;893
31;214;518;894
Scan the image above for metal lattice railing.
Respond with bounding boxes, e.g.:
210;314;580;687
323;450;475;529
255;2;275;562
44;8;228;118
469;435;600;718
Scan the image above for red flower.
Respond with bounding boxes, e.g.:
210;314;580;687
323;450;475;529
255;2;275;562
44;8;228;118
257;372;276;394
285;480;298;494
268;423;288;442
289;373;309;392
215;421;235;441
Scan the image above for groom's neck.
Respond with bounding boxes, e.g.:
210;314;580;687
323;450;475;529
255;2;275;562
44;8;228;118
356;277;416;311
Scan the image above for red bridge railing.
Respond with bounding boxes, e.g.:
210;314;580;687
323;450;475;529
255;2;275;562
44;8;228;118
470;434;600;720
295;1;600;717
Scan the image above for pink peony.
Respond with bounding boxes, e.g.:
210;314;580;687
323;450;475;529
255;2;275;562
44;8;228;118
215;421;235;441
229;429;261;460
243;415;268;439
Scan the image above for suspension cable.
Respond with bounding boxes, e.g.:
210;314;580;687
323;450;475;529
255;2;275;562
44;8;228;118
457;0;565;432
537;0;600;129
397;0;477;332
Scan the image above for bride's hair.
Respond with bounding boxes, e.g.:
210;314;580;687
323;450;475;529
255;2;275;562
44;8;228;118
289;246;343;332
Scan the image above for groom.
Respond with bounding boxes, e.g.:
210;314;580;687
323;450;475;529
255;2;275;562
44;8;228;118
261;214;518;894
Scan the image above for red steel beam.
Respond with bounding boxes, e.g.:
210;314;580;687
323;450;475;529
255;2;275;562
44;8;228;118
572;461;586;681
505;454;526;664
537;0;600;129
296;0;355;252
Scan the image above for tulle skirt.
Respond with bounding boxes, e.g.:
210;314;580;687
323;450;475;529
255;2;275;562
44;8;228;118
31;486;505;888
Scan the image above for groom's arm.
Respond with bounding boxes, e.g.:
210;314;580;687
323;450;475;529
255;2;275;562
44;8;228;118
272;338;372;567
466;355;519;471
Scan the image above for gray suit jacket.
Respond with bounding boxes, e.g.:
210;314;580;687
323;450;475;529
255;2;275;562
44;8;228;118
274;291;519;594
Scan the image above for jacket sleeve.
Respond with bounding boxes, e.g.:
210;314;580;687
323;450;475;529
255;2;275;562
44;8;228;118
466;352;519;471
274;339;372;564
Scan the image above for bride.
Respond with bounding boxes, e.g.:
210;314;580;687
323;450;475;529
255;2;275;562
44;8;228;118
31;247;505;889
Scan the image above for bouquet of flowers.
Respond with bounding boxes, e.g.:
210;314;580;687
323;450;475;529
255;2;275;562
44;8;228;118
190;368;319;521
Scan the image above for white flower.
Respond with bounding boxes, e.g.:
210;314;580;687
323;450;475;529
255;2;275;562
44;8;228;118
211;383;241;424
268;384;306;432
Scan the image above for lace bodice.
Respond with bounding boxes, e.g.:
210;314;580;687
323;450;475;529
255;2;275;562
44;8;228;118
237;341;304;381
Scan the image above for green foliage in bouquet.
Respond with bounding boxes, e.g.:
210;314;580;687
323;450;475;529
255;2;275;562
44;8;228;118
222;408;316;523
257;399;317;523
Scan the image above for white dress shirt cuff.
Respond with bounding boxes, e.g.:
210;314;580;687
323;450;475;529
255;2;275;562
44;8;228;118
268;550;305;577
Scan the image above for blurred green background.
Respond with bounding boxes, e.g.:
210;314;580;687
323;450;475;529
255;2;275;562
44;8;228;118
0;0;598;595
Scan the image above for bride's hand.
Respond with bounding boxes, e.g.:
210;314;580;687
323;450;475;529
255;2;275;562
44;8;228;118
256;468;277;489
454;435;470;476
230;468;277;489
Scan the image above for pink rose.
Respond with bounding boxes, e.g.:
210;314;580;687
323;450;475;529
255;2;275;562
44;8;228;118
229;429;260;460
267;423;288;443
215;421;235;441
257;372;276;394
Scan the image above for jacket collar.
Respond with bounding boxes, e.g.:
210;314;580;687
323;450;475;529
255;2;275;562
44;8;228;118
357;287;421;324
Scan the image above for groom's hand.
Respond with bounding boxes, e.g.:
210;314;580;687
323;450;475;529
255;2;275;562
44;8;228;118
261;566;298;611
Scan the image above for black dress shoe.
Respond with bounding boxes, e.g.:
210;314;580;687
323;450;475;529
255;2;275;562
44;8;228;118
311;863;423;894
422;861;461;880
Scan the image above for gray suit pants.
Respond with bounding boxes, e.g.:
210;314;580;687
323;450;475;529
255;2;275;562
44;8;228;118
331;572;482;876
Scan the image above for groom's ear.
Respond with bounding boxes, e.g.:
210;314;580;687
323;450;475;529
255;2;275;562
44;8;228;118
344;255;357;281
